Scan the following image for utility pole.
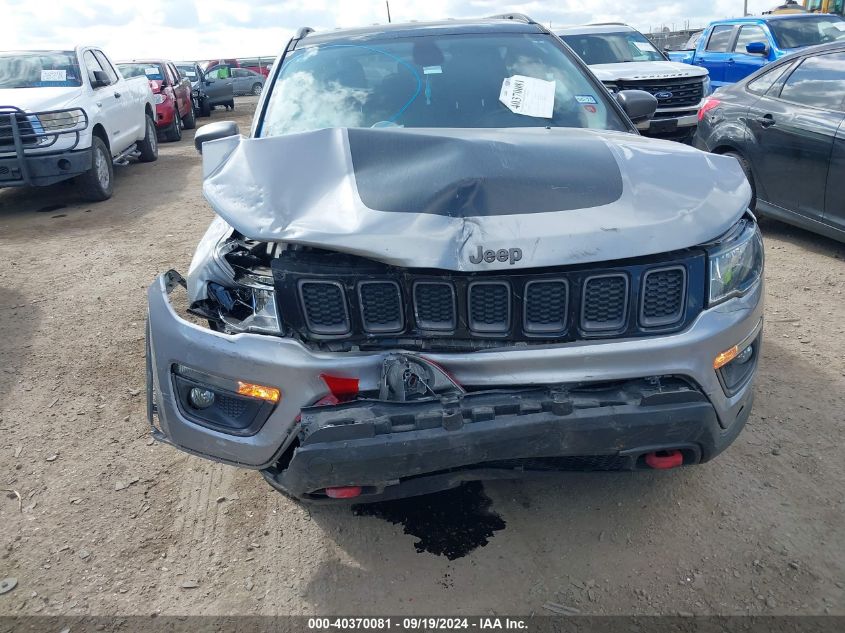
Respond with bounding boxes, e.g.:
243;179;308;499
386;1;392;23
744;0;749;15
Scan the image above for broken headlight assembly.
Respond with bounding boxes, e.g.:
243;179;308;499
196;235;283;335
706;218;764;306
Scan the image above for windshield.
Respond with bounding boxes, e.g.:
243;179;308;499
175;64;198;80
560;31;665;64
769;16;845;48
117;63;164;81
0;51;82;88
260;33;629;136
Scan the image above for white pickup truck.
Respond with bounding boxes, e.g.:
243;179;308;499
558;25;711;143
0;46;158;201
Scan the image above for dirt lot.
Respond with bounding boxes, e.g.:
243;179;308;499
1;96;844;617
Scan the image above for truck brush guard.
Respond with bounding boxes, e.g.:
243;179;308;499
0;106;89;186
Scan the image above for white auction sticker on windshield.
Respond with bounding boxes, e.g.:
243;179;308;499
144;67;160;76
833;22;845;31
40;69;66;82
499;75;555;119
634;41;655;52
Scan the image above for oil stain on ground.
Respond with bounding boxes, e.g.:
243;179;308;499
353;482;506;560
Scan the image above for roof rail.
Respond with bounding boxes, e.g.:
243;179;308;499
295;27;314;39
588;22;630;26
486;13;536;24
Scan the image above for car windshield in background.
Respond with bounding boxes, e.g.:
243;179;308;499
260;33;629;136
560;31;665;64
175;65;198;79
0;51;83;88
769;16;845;48
117;63;164;81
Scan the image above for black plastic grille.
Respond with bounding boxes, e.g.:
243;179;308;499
359;281;403;333
619;77;704;108
582;274;628;331
524;280;568;334
469;282;510;333
216;393;250;419
641;267;686;327
272;249;703;349
299;281;349;335
414;282;456;330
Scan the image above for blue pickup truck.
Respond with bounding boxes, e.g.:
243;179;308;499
668;13;845;87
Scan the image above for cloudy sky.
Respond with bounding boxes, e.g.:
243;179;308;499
3;0;778;60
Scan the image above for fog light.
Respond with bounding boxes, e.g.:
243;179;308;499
189;387;215;409
735;344;754;365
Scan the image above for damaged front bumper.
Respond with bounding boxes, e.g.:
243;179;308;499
147;270;763;501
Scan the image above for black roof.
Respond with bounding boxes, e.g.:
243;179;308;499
300;18;545;47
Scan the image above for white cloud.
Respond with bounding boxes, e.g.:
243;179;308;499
1;0;778;61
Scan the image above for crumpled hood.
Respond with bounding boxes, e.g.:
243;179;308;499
589;61;708;83
201;127;749;272
0;87;83;113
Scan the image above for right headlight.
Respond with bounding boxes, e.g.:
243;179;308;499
706;219;764;306
153;93;166;104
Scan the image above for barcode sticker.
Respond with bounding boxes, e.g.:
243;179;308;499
499;75;555;119
40;69;66;82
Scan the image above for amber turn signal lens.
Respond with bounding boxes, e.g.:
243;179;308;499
713;346;739;370
237;381;281;403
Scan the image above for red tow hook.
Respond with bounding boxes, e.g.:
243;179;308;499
645;450;684;470
325;486;363;499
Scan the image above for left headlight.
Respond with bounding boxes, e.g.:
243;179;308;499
36;108;87;132
153;94;166;104
208;282;281;335
707;219;764;306
702;76;712;97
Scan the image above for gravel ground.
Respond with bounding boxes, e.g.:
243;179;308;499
1;96;844;617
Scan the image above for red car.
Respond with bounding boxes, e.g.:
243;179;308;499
117;60;195;141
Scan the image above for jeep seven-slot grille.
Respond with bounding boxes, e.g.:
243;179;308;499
618;77;704;109
641;267;686;327
272;251;704;350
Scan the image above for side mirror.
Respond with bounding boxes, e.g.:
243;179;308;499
194;121;240;154
92;70;109;87
746;42;769;55
615;90;658;123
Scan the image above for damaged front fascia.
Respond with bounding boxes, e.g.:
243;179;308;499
195;126;751;286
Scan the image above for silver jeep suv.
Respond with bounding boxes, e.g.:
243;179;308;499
146;15;763;503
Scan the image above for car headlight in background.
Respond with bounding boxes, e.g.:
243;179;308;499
707;219;764;306
35;108;88;132
153;94;166;104
702;76;712;97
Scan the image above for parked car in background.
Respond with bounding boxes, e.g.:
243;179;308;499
232;67;266;95
668;14;845;87
0;46;157;201
147;16;765;503
200;57;275;77
559;24;710;141
118;60;195;141
238;57;275;77
202;65;236;110
695;42;845;242
175;61;233;117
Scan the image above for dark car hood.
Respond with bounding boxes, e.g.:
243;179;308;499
201;127;750;271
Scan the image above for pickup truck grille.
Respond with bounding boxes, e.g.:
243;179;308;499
272;250;705;351
0;109;40;152
617;77;704;109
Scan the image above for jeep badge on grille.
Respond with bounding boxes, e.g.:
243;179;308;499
469;246;523;266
